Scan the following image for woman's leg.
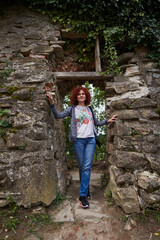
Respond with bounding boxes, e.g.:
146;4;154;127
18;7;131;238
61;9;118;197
79;137;96;197
73;138;85;185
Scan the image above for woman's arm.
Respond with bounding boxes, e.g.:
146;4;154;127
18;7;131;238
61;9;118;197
90;106;118;126
51;104;72;119
46;93;72;119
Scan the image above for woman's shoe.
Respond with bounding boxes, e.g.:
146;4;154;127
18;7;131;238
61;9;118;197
79;196;89;208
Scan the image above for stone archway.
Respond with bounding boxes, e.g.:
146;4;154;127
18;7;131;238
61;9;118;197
0;5;160;214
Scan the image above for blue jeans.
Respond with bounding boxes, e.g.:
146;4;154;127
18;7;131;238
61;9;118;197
73;137;96;197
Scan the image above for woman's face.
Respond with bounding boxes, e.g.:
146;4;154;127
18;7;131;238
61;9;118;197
77;90;86;104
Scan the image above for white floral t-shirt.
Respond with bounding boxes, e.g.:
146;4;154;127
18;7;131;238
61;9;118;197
75;106;95;138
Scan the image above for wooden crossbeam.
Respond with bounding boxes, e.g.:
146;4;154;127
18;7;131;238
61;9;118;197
53;72;113;81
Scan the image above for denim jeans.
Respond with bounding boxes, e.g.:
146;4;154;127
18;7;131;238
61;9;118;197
73;137;96;197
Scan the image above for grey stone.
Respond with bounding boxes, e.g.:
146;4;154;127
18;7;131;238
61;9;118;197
116;172;135;186
6;133;24;149
0;199;8;207
48;200;74;222
118;110;139;120
25;31;42;40
109;151;147;170
52;44;64;60
109;165;140;213
113;76;129;82
145;154;160;173
74;201;108;223
124;66;140;77
117;52;135;66
130;98;157;108
137;171;160;190
12;88;31;101
20;46;32;56
140;189;160;204
110;98;132;110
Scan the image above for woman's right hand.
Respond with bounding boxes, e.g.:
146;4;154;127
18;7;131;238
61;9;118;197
46;94;54;105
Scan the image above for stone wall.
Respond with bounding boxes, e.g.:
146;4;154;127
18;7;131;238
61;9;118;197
0;6;67;207
106;49;160;213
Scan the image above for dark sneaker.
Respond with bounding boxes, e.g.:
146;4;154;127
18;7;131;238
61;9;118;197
87;190;91;199
79;196;89;208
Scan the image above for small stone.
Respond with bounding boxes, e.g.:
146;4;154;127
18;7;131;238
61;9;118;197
124;220;132;231
31;205;47;215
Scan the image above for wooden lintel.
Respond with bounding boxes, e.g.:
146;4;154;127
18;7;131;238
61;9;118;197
61;29;88;39
95;37;101;72
53;72;113;81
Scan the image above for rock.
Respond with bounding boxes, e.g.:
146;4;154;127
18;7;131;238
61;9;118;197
116;172;135;186
113;76;129;82
25;31;42;40
111;121;131;136
129;98;157;108
137;171;160;190
0;199;8;207
124;66;140;77
117;52;135;66
48;200;74;222
109;151;147;170
109;165;140;213
74;201;108;223
110;98;132;110
50;40;65;46
118;110;139;120
6;133;24;149
31;205;47;215
124;220;132;231
12;88;31;101
51;44;64;60
16;162;57;207
20;46;32;56
140;189;160;204
24;235;40;240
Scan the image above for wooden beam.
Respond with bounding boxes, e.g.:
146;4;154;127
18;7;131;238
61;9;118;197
61;29;88;39
53;72;113;81
95;36;101;72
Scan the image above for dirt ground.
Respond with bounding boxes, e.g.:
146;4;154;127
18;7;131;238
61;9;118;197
0;162;160;240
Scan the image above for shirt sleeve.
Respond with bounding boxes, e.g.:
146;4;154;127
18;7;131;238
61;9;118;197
51;104;72;119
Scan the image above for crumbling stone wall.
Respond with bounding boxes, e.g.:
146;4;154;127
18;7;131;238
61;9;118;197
106;49;160;213
0;6;67;207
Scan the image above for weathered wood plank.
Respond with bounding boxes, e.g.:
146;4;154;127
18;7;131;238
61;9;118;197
53;72;113;80
61;29;88;39
95;37;101;72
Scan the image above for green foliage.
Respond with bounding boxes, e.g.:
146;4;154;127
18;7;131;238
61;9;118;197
28;214;53;226
7;196;19;215
105;190;112;205
53;193;66;205
18;142;26;150
5;217;19;233
0;69;15;86
23;0;160;72
0;108;11;140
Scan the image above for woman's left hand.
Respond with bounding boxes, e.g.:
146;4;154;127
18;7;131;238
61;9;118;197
108;114;118;123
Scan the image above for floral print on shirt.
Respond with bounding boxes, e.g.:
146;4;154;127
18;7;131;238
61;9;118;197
75;106;93;131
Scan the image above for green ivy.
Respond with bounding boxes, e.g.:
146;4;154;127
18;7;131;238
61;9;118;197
1;0;160;71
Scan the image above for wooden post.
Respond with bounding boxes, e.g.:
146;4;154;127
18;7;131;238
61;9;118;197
95;36;101;72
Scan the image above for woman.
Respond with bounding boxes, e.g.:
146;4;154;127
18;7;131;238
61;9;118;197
46;86;117;208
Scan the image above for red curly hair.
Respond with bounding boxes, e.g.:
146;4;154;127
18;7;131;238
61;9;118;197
70;86;91;106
